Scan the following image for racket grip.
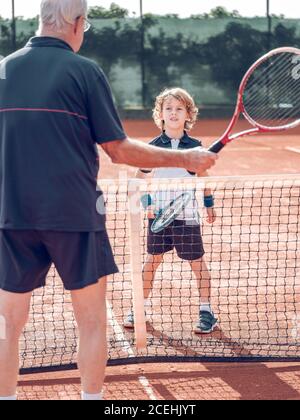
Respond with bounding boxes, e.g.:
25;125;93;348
208;141;225;154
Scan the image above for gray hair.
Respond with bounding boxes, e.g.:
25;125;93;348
39;0;88;33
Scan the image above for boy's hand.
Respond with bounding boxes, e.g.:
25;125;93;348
140;194;156;219
185;148;217;173
141;193;152;209
206;207;216;224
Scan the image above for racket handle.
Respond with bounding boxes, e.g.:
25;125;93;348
208;140;226;154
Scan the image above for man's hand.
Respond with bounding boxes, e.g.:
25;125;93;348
184;147;218;174
101;138;218;172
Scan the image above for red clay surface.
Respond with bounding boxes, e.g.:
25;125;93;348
19;119;300;400
18;362;300;400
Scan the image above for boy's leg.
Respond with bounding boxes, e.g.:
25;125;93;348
124;254;163;328
174;222;217;333
189;258;218;334
189;257;212;306
71;278;107;400
0;290;32;399
143;254;164;300
145;219;173;299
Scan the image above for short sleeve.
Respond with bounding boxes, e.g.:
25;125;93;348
193;139;202;148
86;67;126;144
198;140;202;147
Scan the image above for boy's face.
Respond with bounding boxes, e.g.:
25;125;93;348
161;96;189;131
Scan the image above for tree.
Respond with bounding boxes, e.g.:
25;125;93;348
271;14;285;19
161;14;180;19
88;3;129;19
209;6;241;18
205;23;268;96
191;7;241;19
142;30;191;105
273;23;298;46
3;12;298;108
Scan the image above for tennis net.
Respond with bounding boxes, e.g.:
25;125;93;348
20;175;300;373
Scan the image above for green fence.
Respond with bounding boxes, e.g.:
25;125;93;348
1;16;300;113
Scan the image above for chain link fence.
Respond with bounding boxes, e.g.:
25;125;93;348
1;15;300;115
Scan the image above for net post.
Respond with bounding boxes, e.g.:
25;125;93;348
128;179;147;351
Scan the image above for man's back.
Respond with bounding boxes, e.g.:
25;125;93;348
0;37;125;231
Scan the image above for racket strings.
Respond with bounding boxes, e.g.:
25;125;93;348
248;84;300;124
162;194;190;220
245;61;297;122
245;54;296;105
243;52;300;128
246;63;299;118
151;193;192;233
245;67;299;124
161;205;178;222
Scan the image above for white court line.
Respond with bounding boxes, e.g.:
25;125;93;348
285;147;300;154
138;376;158;400
107;300;158;400
107;300;134;357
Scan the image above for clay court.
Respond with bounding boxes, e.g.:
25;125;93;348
18;118;300;401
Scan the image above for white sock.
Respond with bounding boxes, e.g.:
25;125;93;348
200;303;213;314
0;395;17;401
81;391;103;401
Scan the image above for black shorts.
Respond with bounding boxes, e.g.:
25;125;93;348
147;219;205;261
0;230;118;293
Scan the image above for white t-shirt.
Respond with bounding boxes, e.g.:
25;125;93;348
151;139;200;223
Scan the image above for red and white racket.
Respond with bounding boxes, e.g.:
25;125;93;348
209;47;300;153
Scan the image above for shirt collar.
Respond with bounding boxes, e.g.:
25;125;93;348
161;131;190;145
25;36;73;52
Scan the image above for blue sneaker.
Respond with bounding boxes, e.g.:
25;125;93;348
194;311;218;334
123;311;147;329
124;311;135;329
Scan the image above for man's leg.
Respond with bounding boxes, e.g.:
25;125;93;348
71;277;107;400
0;290;32;398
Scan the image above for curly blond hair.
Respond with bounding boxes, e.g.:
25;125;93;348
152;88;199;131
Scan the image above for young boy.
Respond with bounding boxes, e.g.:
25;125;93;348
124;88;217;334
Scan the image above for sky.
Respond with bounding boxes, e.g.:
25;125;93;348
0;0;299;19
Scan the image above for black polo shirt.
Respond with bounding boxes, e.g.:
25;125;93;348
0;37;126;232
141;131;202;175
150;131;202;150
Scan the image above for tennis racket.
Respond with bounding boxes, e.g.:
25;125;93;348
208;47;300;153
151;192;192;234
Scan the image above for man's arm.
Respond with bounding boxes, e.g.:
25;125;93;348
101;137;217;174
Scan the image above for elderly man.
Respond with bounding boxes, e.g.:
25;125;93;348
0;0;217;400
